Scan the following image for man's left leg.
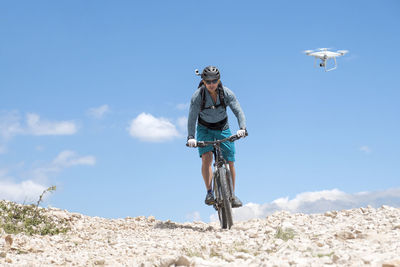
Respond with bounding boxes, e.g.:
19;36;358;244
228;161;242;208
228;161;236;191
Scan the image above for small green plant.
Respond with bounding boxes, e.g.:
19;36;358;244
317;252;334;258
183;248;203;258
34;186;56;219
0;186;70;236
275;227;295;241
210;248;221;258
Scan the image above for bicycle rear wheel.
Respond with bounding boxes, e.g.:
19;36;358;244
219;166;233;229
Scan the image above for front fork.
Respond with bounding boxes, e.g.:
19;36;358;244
212;171;220;211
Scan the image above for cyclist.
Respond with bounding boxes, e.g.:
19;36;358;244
187;66;247;208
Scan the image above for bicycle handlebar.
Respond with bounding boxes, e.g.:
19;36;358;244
186;132;248;148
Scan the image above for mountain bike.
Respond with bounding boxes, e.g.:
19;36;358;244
187;133;246;229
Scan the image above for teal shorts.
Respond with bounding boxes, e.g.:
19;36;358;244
196;124;235;162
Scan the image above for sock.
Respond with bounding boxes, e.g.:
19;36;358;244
207;189;212;194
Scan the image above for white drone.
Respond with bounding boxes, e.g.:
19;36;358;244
304;48;349;72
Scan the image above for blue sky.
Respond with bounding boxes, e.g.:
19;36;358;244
1;1;399;222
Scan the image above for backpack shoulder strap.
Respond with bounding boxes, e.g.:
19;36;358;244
200;86;206;112
218;83;226;110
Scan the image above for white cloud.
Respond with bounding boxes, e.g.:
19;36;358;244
185;211;202;222
360;145;372;154
87;104;110;119
53;150;96;167
0;150;95;203
272;189;349;211
176;103;190;110
32;150;96;181
0;168;47;202
0;180;47;203
26;113;77;135
0;111;77;139
0;111;78;153
231;188;400;221
0;111;23;139
128;113;180;142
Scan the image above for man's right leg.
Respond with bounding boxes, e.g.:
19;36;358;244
201;151;214;205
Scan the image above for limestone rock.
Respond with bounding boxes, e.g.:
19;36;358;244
175;255;191;266
5;235;13;247
94;259;105;265
382;259;400;267
335;231;356;240
324;211;337;218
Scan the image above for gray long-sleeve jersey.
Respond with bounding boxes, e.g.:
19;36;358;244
187;85;246;137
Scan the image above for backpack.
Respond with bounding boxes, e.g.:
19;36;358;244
197;81;226;112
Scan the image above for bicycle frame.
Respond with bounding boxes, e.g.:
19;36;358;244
190;134;244;229
187;133;247;229
197;135;240;202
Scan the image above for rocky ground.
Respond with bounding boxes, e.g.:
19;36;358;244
1;205;400;266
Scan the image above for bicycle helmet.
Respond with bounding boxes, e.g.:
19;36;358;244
201;66;220;81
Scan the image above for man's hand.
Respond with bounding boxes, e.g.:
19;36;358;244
187;137;197;147
236;128;247;137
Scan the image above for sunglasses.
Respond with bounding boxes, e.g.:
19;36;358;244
204;79;219;85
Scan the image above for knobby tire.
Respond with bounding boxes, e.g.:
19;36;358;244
214;172;227;229
219;166;233;229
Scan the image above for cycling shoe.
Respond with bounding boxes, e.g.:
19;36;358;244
205;191;215;205
232;195;243;208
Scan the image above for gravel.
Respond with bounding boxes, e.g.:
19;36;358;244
1;205;400;266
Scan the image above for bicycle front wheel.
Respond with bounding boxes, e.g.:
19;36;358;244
214;172;227;229
219;166;233;229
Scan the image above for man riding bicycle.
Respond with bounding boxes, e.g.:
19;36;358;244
187;66;247;208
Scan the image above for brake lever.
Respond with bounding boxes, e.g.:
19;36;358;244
197;141;206;147
229;135;240;142
230;132;248;142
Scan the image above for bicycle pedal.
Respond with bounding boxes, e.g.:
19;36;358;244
205;200;215;206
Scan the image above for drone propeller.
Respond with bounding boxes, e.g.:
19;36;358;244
337;50;349;55
317;48;331;51
303;50;314;54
